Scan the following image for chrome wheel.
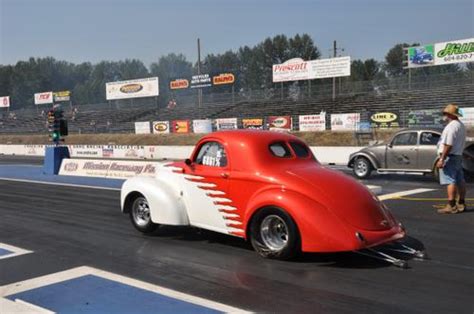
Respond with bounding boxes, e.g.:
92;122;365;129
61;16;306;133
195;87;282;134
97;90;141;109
354;158;371;178
132;197;151;227
260;215;289;251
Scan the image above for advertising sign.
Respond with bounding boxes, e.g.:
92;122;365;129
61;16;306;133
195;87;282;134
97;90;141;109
190;74;212;89
215;118;238;130
172;120;190;133
0;96;10;108
330;113;360;131
273;57;351;82
34;91;53;105
407;45;435;68
407;109;442;128
106;77;159;100
435;38;474;65
268;116;292;131
212;73;235;85
152;121;170;134
170;79;189;90
298;114;326;132
193;119;213;133
53;90;71;102
242;118;264;129
369;111;400;129
460;107;474;127
59;159;156;179
134;121;151;134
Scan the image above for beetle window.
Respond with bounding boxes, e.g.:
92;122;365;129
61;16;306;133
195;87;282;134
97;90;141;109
391;132;417;146
420;132;440;145
289;142;310;158
269;142;292;158
195;142;227;167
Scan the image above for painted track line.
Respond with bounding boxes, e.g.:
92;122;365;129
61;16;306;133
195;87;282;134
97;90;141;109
0;177;120;191
378;188;435;201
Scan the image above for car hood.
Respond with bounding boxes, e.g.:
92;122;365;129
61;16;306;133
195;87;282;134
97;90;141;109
285;165;393;231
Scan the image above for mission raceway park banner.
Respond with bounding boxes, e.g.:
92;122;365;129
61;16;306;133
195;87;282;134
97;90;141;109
242;118;264;129
0;96;10;108
298;114;326;132
330;113;360;131
268;116;292;131
153;121;170;134
407;38;473;68
60;159;157;179
106;77;159;100
34;91;53;105
134;121;151;134
192;119;213;133
272;57;350;82
215;118;238;130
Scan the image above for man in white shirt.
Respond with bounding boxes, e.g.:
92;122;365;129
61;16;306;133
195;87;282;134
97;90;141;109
437;104;466;214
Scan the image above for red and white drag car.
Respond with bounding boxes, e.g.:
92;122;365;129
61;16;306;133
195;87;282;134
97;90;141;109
121;131;407;261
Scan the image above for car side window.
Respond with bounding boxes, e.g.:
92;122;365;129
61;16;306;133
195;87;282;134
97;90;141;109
269;142;292;158
289;141;310;158
195;141;228;167
420;132;440;145
391;132;417;146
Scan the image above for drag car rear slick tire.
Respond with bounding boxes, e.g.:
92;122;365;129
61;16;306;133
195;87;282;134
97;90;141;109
353;157;373;179
130;196;158;234
249;207;300;260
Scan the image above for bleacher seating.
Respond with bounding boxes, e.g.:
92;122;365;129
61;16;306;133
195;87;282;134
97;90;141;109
1;82;473;134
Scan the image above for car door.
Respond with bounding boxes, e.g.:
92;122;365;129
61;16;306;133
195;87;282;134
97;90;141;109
417;131;440;171
183;141;231;232
386;131;419;169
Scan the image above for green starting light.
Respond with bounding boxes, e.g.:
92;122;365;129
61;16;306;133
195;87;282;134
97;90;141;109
52;131;60;141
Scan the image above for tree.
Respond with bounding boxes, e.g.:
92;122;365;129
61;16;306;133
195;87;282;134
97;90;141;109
150;53;193;101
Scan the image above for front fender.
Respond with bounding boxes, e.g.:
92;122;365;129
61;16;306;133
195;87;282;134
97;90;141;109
244;188;357;252
121;177;189;226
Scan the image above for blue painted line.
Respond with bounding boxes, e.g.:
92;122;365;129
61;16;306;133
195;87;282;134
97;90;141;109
0;165;124;189
0;248;13;256
7;275;221;314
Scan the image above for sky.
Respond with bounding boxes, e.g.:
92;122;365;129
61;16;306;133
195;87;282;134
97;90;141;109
0;0;473;66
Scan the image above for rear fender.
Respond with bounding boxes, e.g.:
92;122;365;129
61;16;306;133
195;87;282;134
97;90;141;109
121;176;189;226
245;188;355;252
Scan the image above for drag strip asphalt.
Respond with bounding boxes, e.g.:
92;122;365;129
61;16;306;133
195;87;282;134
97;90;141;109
1;175;473;313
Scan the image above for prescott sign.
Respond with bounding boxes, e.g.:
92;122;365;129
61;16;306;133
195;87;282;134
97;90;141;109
272;57;351;82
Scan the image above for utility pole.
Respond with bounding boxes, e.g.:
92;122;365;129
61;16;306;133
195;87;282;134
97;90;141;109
332;40;336;101
197;38;202;108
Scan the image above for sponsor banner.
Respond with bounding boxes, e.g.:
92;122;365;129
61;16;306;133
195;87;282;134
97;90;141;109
153;121;170;134
460;107;474;126
192;119;213;133
330;113;360;131
369;111;400;129
407;45;435;68
435;38;474;66
53;90;71;102
134;121;151;134
106;77;159;100
170;79;190;90
215;118;238;130
34;91;53;105
172;120;190;133
190;74;212;89
242;118;264;130
212;73;235;85
59;159;156;179
268;116;292;131
407;109;443;128
273;57;351;82
68;145;145;159
0;96;10;108
311;56;351;79
298;114;326;132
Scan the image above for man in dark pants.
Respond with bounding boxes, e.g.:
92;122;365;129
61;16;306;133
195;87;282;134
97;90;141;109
437;104;466;214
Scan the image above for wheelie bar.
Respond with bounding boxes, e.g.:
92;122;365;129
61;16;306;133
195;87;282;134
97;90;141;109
355;248;409;268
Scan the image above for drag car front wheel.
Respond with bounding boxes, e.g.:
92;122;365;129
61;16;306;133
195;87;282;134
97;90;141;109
130;196;158;234
249;207;300;260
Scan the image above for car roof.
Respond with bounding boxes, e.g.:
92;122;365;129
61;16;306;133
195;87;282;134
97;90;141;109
201;130;303;145
398;127;443;133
